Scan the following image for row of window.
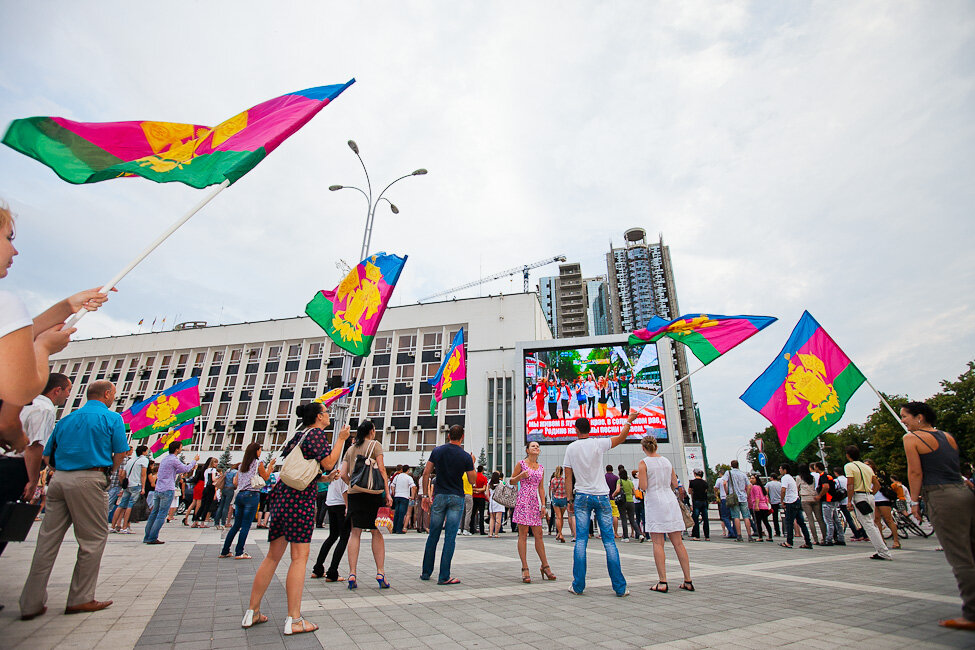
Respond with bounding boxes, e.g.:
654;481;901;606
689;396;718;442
198;426;445;454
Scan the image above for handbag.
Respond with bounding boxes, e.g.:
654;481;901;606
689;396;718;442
349;440;385;495
677;494;693;528
0;500;42;542
279;430;321;491
491;483;519;509
375;506;393;533
852;464;874;516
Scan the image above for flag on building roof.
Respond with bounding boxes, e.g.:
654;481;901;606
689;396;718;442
740;311;866;460
629;314;777;365
313;383;357;407
149;420;195;458
123;376;201;439
305;252;407;356
429;328;467;415
2;80;354;188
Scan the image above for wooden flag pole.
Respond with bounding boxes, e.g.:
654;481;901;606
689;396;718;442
65;179;231;328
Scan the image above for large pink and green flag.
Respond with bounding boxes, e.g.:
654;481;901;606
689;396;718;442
122;377;201;440
629;313;777;365
740;311;866;460
305;253;407;356
2;80;354;188
428;328;466;415
149;420;195;458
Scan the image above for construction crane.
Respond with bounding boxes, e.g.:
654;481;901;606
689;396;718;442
418;255;567;303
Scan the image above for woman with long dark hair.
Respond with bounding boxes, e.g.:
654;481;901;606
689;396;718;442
221;442;275;559
190;457;218;527
339;419;392;589
183;457;214;527
488;471;505;537
749;474;773;541
243;401;349;635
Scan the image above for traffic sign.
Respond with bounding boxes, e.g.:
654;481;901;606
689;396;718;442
758;452;767;467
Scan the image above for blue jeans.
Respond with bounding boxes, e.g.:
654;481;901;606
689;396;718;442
222;491;260;556
393;497;410;533
572;493;626;595
214;490;234;526
692;500;710;539
422;494;464;582
783;500;811;546
719;498;737;538
144;490;175;542
107;486;121;523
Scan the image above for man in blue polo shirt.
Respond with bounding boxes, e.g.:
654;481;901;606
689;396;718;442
19;380;129;620
420;424;475;585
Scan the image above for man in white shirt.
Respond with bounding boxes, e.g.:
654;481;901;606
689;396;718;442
833;468;866;540
766;474;783;537
713;472;737;539
778;463;812;548
723;461;753;542
0;373;71;558
563;411;638;597
391;467;416;534
112;445;150;533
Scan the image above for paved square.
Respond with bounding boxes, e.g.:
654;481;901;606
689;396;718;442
0;519;971;649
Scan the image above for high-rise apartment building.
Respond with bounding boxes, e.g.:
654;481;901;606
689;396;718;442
606;229;699;444
538;276;559;337
555;263;588;337
585;276;611;336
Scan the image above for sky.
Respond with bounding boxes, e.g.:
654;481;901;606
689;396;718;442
2;1;973;467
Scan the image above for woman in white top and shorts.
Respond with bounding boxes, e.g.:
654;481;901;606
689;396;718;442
638;435;694;593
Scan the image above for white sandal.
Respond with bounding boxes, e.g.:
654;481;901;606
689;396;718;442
284;615;318;635
241;609;268;628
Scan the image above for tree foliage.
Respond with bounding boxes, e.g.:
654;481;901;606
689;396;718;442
741;361;975;477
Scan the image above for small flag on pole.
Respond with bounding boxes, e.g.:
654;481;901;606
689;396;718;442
150;420;195;458
629;313;777;365
740;311;866;460
305;252;407;356
122;377;201;440
313;383;357;407
429;328;467;415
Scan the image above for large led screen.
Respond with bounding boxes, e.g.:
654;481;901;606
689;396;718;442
524;342;668;444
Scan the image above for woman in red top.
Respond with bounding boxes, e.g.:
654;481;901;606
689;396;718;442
534;380;547;420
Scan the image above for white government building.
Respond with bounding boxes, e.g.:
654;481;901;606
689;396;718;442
49;293;694;479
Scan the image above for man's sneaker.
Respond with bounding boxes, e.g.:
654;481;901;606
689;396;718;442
616;589;631;597
461;531;472;536
869;553;892;560
622;537;629;543
567;587;583;596
119;528;132;534
735;537;744;543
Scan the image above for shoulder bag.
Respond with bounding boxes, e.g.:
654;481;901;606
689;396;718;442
492;482;519;509
348;440;385;495
677;490;694;529
279;429;321;491
724;472;740;507
853;464;874;516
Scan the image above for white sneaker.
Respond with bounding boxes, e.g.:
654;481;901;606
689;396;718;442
462;531;472;536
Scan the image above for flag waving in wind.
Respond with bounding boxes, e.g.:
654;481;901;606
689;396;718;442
629;314;777;365
313;383;357;407
123;377;201;440
306;252;407;356
740;311;866;460
3;80;354;188
429;328;467;415
150;420;195;458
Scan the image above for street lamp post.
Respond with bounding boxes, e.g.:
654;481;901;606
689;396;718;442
327;140;427;433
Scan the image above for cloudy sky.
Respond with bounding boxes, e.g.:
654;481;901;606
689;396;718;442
2;1;973;466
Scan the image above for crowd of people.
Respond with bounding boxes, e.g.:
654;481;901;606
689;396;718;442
1;201;973;634
528;369;634;420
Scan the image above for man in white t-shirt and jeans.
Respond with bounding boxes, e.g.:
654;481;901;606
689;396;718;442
778;463;812;549
563;411;638;597
391;467;416;534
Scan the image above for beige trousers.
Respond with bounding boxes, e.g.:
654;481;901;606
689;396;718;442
19;470;109;614
924;483;975;620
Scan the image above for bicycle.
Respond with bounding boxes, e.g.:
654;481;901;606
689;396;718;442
881;506;931;539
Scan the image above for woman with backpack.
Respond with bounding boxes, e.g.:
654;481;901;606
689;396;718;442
339;419;393;590
243;401;349;635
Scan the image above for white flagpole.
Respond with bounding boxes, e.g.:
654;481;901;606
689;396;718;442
863;376;911;435
634;363;708;414
65;179;231;328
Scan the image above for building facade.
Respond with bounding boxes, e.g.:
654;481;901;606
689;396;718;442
537;276;559;337
605;229;699;444
554;263;588;338
49;294;552;473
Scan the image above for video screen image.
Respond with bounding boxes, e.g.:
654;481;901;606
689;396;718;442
524;342;668;444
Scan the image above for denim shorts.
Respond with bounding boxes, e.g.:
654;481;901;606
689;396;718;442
118;485;142;509
552;497;568;508
727;502;751;520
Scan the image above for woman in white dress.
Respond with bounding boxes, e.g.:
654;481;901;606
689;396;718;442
488;471;506;537
638;435;694;593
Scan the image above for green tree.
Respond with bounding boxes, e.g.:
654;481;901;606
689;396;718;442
713;463;731;478
217;447;232;470
478;447;487;469
929;361;975;464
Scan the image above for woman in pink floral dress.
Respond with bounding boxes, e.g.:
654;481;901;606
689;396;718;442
510;441;556;583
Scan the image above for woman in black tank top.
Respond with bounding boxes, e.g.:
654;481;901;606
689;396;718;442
901;401;975;630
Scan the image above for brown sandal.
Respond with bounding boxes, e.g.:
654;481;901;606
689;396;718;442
521;567;532;583
540;565;556;581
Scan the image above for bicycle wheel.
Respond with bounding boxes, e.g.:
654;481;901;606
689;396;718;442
902;517;930;538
